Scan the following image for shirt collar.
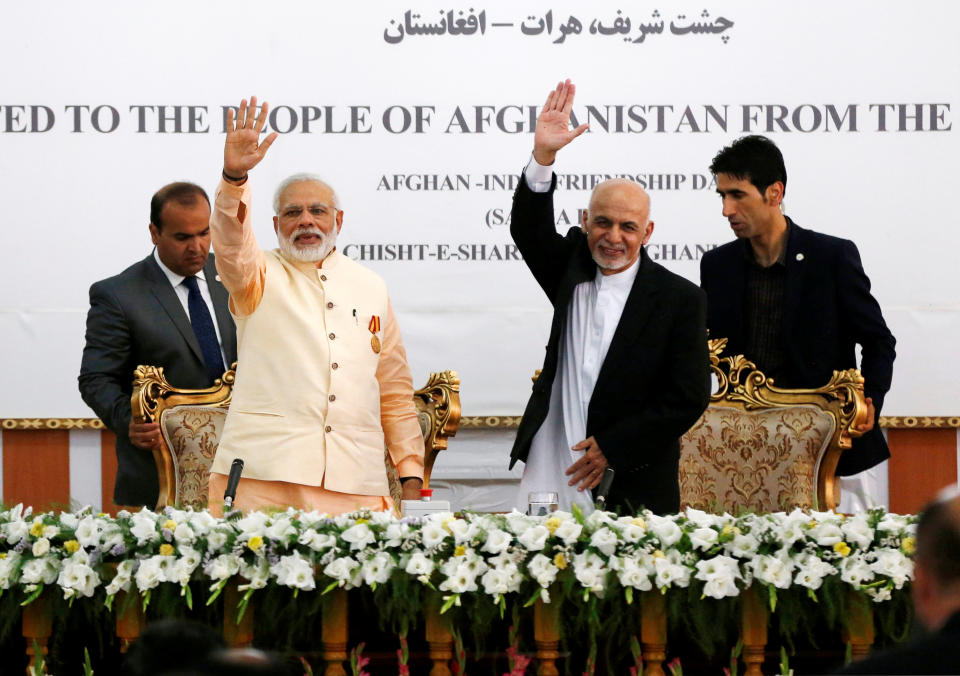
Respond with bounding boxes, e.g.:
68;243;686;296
278;246;342;276
154;248;206;287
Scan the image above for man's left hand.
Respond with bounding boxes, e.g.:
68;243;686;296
566;437;609;491
853;397;876;434
400;478;423;501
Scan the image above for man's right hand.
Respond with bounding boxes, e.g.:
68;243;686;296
223;96;279;182
533;79;590;167
129;420;161;451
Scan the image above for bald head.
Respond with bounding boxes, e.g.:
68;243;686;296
913;490;960;630
582;179;654;275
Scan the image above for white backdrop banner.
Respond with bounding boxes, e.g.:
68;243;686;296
1;1;957;416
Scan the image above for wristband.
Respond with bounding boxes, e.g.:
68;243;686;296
222;169;247;183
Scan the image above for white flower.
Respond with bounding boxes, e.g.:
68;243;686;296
74;517;104;549
695;555;743;599
32;537;51;557
684;507;718;529
42;525;60;539
105;559;136;596
616;556;653;591
420;521;449;549
481;529;513;555
57;558;100;599
0;552;22;589
21;557;59;585
689;527;719;551
586;527;616;556
206;530;229;552
481;563;521;596
648;516;683;547
324;556;360;583
527;554;559;588
573;552;608;593
130;512;160;546
275;551;316;590
173;523;196;545
518;525;549;551
841;515;875;550
870;550;913;589
439;562;479;594
135;556;168;591
839;554;875;587
265;516;297;542
554;520;584;545
447;519;479;544
654;557;691;589
383;523;406;548
586;510;615;530
59;513;79;530
404;551;435;577
362;552;395;585
504;511;536;536
4;519;28;545
726;533;760;558
168;547;201;586
203;554;241;581
300;530;337;553
793;554;836;591
750;555;792;589
340;524;375;551
235;512;270;537
240;558;271;590
811;522;844;547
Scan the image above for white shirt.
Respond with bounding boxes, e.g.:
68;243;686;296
517;156;640;513
153;249;228;365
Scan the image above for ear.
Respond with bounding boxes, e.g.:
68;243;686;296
273;215;279;235
149;223;160;245
335;209;344;234
765;181;784;207
580;209;589;233
642;220;655;245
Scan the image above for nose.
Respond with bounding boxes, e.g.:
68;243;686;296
605;225;623;243
721;197;736;219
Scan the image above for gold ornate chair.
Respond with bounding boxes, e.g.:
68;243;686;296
131;365;461;511
678;339;868;513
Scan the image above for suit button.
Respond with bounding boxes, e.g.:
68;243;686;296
332;362;339;369
329;394;336;402
320;274;328;281
329;333;336;340
325;425;332;433
327;302;334;309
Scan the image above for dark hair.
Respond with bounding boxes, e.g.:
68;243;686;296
123;619;226;675
916;495;960;586
150;182;210;231
709;135;787;197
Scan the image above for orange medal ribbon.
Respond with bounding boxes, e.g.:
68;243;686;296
368;316;381;354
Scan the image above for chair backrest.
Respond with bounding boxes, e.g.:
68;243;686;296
678;339;868;513
132;365;461;511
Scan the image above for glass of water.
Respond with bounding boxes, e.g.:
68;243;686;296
527;491;559;516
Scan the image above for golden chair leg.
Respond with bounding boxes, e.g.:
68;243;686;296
533;598;561;676
22;591;52;675
223;579;254;648
841;591;875;662
741;586;768;676
322;589;349;676
641;592;667;676
115;590;144;653
424;602;453;676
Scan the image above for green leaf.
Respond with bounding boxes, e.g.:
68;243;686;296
523;588;542;608
439;594;459;614
625;586;634;605
807;587;818;603
206;579;228;606
184;584;193;610
322;581;340;595
20;584;44;607
236;589;254;624
104;593;115;612
141;590;151;613
768;585;778;613
83;647;94;676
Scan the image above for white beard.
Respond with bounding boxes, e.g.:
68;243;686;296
278;226;337;263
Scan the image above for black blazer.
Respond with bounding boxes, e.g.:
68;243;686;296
79;253;237;506
700;219;896;475
837;611;960;675
509;177;710;515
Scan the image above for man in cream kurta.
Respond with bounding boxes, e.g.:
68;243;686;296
207;96;424;515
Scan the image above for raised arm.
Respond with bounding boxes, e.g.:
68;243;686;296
212;97;280;317
532;79;590;166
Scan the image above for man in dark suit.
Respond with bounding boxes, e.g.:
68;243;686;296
699;136;895;510
838;489;960;675
509;81;710;515
79;182;237;508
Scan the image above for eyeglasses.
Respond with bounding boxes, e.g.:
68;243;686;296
277;204;339;221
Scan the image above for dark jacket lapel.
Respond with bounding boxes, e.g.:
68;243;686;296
205;255;237;366
783;219;810;340
144;253;205;364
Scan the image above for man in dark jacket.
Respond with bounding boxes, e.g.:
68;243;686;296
700;135;895;511
509;80;710;515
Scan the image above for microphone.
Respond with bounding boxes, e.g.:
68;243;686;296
223;458;244;509
594;467;615;509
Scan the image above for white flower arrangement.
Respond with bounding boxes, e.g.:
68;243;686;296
0;503;917;621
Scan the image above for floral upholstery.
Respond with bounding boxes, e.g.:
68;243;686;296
679;404;835;513
159;405;229;510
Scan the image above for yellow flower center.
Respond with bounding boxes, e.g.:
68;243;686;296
355;519;370;525
29;522;45;537
159;543;175;557
162;519;177;531
833;541;851;557
247;535;264;552
545;516;562;534
632;517;646;529
553;553;567;570
653;550;666;559
64;540;80;554
454;545;467;557
902;536;916;555
807;520;818;529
